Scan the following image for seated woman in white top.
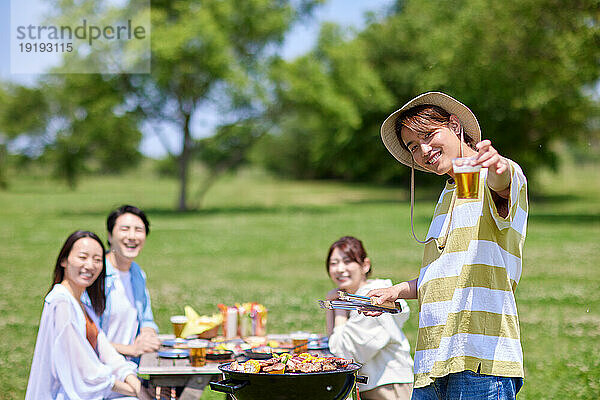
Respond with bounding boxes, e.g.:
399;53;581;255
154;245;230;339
26;230;151;400
325;236;414;400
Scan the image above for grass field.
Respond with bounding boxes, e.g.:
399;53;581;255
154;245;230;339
0;161;599;399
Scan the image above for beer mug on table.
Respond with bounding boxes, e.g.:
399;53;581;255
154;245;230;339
187;340;208;367
170;315;188;338
291;331;310;354
452;157;481;199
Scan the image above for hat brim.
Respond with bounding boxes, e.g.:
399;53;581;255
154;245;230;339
380;92;481;172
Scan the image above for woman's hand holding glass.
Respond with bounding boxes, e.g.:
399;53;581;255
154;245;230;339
475;140;510;194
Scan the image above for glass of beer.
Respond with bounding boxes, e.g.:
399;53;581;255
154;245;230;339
291;332;310;354
452;157;481;199
187;340;208;367
170;315;188;338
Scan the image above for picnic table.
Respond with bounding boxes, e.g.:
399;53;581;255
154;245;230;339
138;334;331;400
138;348;221;399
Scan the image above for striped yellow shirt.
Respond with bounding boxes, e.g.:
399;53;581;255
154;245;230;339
414;159;528;388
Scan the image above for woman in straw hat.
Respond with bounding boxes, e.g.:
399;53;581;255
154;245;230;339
366;92;528;399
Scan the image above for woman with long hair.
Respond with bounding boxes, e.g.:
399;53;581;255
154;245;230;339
26;230;150;399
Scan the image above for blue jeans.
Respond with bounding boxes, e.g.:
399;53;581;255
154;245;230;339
411;370;523;400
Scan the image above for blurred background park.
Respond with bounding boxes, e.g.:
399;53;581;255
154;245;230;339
0;0;599;399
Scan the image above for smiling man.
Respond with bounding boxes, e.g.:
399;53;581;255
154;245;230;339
82;205;160;378
367;92;529;400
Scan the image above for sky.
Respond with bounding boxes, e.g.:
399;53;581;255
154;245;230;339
0;0;395;157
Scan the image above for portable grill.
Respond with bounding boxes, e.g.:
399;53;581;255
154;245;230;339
210;361;368;400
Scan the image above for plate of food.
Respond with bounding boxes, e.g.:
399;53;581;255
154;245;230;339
158;349;190;359
206;349;235;361
244;345;275;360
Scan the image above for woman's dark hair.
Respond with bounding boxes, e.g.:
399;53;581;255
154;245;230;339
326;236;371;277
51;230;106;315
395;104;476;153
106;204;150;246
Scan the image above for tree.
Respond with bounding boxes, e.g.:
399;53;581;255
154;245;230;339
0;86;10;189
0;0;149;188
363;0;600;178
0;84;51;187
1;0;323;206
194;118;268;208
259;23;398;182
260;0;600;183
127;0;323;210
0;76;142;188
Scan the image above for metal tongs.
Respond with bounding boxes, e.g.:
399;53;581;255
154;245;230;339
318;291;402;314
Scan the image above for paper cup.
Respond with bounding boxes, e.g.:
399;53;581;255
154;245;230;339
188;341;208;367
452;157;481;199
291;331;310;354
170;315;188;338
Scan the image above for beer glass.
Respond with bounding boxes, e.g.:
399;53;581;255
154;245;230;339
452;157;481;199
170;315;188;338
188;341;208;367
291;332;310;354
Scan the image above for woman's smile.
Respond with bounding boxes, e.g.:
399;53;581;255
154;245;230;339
79;269;94;281
425;150;442;165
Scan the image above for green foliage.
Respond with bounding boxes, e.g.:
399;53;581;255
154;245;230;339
260;0;600;182
0;143;6;189
263;23;399;181
251;115;316;179
0;85;49;188
3;0;598;198
0;76;142;188
193;119;268;207
0;85;50;140
1;0;324;206
197;121;264;169
129;0;324;209
45;74;142;187
154;155;179;178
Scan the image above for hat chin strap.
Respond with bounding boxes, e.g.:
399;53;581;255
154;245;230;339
410;159;433;244
459;125;464;158
409;158;456;249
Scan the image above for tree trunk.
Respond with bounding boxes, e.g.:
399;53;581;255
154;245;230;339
0;143;7;190
194;169;220;210
177;112;192;211
193;149;246;209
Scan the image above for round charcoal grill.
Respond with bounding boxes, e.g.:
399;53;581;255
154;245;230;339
210;361;368;400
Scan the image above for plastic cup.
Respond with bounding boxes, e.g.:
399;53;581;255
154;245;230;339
291;331;310;354
452;157;481;199
170;315;188;338
187;341;208;367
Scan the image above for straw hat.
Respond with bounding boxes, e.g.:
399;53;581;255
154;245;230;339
380;92;481;172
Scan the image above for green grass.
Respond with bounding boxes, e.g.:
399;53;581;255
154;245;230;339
1;163;599;399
